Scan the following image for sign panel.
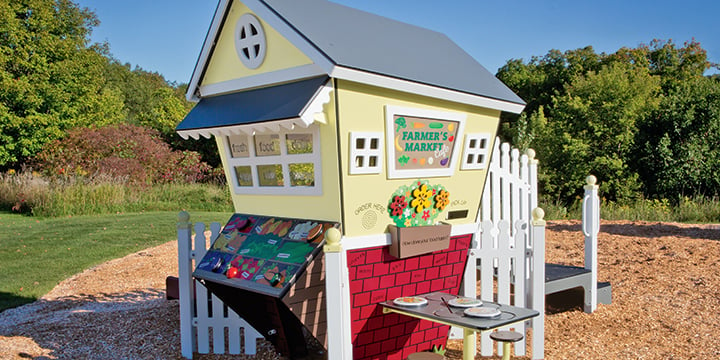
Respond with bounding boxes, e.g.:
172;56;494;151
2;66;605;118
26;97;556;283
254;134;281;156
227;135;250;158
385;106;466;179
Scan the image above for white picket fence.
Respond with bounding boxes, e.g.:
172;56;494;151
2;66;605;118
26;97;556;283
176;213;263;359
453;139;545;359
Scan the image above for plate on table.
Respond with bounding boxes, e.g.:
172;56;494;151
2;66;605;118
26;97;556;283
463;307;501;318
393;296;428;306
448;297;482;308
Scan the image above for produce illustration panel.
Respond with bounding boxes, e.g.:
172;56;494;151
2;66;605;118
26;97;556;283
193;213;340;297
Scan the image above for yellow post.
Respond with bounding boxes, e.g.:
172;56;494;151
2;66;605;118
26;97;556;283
463;329;476;360
501;341;511;360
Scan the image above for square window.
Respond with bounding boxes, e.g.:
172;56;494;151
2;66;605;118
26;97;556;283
254;134;281;156
286;133;313;154
355;156;364;168
257;164;283;186
234;166;253;186
461;133;492;170
227;135;250;158
349;132;383;175
225;126;321;195
289;163;314;187
370;138;379;150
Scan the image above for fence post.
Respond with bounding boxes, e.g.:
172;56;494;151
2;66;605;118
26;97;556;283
177;211;195;359
531;207;545;360
324;228;352;359
582;175;600;313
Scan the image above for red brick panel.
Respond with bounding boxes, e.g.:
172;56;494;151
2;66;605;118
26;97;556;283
348;234;472;360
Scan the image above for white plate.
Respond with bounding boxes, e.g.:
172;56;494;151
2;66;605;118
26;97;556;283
463;307;501;318
393;296;428;306
448;297;482;308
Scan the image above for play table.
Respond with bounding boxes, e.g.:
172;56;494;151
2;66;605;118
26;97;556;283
380;291;539;360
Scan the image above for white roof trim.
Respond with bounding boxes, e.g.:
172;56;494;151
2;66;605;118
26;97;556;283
186;0;230;102
178;118;310;140
300;81;333;125
330;66;526;114
243;0;335;73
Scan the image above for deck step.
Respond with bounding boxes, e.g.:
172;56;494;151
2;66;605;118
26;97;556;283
597;281;612;305
476;262;612;307
545;263;591;283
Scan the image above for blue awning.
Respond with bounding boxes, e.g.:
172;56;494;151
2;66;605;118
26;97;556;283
177;76;332;139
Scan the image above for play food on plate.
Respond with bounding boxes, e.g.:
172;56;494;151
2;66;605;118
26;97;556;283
448;297;482;307
393;296;428;306
463;307;501;318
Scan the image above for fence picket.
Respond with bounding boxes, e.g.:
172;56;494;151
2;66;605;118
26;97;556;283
177;214;263;359
466;138;541;359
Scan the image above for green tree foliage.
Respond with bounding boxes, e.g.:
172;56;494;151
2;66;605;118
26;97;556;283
540;62;660;202
103;60;220;167
497;40;717;204
0;0;124;167
635;76;720;199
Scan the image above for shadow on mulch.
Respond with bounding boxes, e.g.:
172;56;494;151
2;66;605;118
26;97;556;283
547;222;720;241
545;287;585;315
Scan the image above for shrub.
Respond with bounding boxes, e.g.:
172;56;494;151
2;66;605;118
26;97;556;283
33;124;210;184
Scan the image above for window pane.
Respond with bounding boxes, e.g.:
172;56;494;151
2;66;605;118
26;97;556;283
286;133;313;154
289;163;315;187
257;164;284;186
234;166;253;186
254;134;281;156
227;135;250;158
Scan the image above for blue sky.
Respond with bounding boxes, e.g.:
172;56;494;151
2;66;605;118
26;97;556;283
76;0;719;84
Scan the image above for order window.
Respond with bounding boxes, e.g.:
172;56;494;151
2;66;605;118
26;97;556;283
225;126;321;195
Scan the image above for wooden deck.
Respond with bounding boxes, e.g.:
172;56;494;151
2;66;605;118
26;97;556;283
545;263;611;311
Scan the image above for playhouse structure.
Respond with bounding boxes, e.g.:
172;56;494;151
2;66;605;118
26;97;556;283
176;0;532;359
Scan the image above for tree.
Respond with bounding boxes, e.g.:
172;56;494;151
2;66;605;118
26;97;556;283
0;0;124;167
539;62;660;203
634;76;720;199
496;40;716;204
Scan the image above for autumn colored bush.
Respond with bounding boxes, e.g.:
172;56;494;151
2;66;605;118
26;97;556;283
33;124;210;184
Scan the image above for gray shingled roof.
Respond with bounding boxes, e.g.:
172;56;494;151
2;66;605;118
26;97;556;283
262;0;525;106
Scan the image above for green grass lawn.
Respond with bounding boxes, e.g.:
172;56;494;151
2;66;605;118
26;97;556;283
0;211;231;312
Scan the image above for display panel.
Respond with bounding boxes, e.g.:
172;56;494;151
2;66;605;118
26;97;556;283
193;213;340;298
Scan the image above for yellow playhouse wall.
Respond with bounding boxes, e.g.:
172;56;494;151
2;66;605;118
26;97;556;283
215;93;342;222
201;1;313;87
336;80;500;238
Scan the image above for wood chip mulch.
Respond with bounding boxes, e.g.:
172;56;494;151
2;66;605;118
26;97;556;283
1;220;719;359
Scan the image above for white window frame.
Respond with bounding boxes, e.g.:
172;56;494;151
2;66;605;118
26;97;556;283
384;105;466;179
225;125;322;196
349;132;384;175
460;133;492;170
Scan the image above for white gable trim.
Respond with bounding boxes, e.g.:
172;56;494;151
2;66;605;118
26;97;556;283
199;63;326;97
186;0;230;102
331;66;525;114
